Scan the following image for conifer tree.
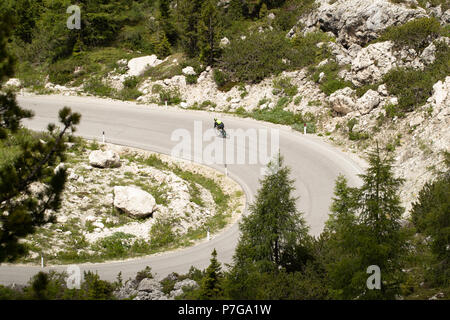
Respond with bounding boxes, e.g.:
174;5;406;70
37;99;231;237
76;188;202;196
199;249;223;299
324;144;408;299
156;32;172;57
0;12;81;262
178;0;203;57
198;0;220;65
259;3;268;18
227;0;244;20
234;154;311;272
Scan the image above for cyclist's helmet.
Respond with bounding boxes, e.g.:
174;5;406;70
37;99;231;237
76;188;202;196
214;117;217;121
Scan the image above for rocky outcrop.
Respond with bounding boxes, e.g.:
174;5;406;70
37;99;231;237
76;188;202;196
329;87;357;115
89;150;121;168
127;55;163;77
293;0;427;46
357;89;381;115
182;66;196;76
427;76;450;120
169;279;199;298
4;78;22;87
115;276;198;300
350;41;398;86
113;186;157;218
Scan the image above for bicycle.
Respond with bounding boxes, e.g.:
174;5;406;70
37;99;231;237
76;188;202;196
215;126;227;138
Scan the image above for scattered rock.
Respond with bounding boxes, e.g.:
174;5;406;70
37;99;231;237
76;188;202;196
409;115;424;128
127;55;163;77
69;172;79;181
113;186;156;218
295;0;427;46
89;150;121;168
350;41;397;86
329;87;357;115
357;89;381;114
170;279;199;298
220;37;230;48
5;78;21;87
182;66;196;76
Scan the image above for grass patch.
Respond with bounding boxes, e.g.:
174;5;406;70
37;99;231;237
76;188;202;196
312;61;353;95
143;53;184;80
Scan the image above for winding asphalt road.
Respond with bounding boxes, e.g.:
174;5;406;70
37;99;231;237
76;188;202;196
0;94;364;285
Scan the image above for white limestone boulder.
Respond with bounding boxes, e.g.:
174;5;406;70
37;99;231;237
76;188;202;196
113;186;156;218
89;150;121;168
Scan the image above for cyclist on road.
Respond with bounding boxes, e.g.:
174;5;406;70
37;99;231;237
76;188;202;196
214;118;225;131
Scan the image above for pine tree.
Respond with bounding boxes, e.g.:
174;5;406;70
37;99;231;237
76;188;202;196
13;0;43;44
224;154;314;299
199;249;223;299
158;0;177;45
155;32;172;58
0;12;81;262
259;3;268;18
198;0;220;65
178;0;203;57
234;154;311;272
411;157;450;286
227;0;244;21
324;144;408;299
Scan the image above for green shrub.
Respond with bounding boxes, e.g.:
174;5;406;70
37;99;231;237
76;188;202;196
117;24;155;53
275;96;291;109
347;118;358;132
250;106;304;126
383;42;450;111
83;77;116;97
82;271;115;300
159;87;182;105
411;168;450;286
349;131;369;141
48;60;77;85
117;87;141;101
149;217;177;249
135;266;154;282
377;17;441;52
292;122;316;134
312;61;352;95
272;0;316;31
220;30;294;83
152;84;163;94
91;232;136;259
291;31;334;68
213;69;229;88
272;77;298;97
258;97;271;107
200;100;217;109
185;74;198;84
123;76;139;89
384;104;404;118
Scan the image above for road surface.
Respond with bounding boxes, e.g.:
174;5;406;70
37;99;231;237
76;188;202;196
0;94;364;285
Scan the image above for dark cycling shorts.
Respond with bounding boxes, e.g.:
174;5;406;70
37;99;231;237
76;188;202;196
217;123;224;130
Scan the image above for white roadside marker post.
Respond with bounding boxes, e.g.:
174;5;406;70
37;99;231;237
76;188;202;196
225;163;228;177
304;123;307;135
102;131;105;144
165;100;168;107
41;254;44;268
